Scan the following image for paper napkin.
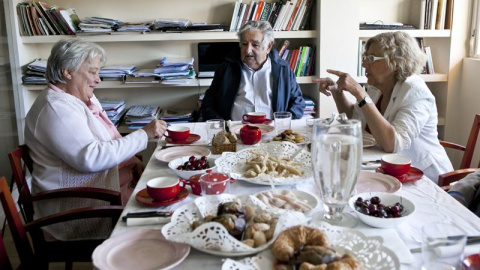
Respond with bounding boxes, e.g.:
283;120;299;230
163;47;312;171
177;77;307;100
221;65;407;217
126;216;171;226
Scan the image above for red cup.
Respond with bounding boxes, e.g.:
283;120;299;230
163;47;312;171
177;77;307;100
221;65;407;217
146;177;186;201
242;112;267;124
199;172;235;195
240;125;262;145
165;126;190;141
380;154;411;176
187;173;203;196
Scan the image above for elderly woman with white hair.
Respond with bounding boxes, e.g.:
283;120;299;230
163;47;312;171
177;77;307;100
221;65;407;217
24;38;167;240
314;31;453;183
202;20;305;121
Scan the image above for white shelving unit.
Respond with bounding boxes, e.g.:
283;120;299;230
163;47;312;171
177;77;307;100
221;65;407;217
4;0;468;143
3;0;325;144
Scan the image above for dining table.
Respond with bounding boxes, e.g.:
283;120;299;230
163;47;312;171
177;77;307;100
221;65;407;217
106;119;480;270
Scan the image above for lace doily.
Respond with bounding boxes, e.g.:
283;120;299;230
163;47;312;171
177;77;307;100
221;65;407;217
161;194;308;257
214;141;312;185
222;221;400;270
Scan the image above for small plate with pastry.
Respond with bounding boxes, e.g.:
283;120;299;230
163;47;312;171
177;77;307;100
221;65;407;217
251;189;318;215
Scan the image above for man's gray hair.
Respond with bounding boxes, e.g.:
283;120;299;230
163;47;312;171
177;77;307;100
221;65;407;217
45;39;106;84
365;31;427;81
237;21;275;49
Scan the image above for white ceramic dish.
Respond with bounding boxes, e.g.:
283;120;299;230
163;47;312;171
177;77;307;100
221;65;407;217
252;189;318;215
155;146;211;163
222;221;400;270
348;192;415;228
229;124;276;135
215;142;312;186
92;229;190;270
168;156;216;180
355;171;402;193
161;194;308;257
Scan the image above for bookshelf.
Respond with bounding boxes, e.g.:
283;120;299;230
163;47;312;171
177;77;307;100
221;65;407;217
3;0;323;143
3;0;468;144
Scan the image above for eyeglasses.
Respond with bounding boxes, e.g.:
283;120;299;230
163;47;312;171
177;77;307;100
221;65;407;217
362;55;385;63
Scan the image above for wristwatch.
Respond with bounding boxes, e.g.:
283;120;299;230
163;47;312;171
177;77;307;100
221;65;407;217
358;96;373;108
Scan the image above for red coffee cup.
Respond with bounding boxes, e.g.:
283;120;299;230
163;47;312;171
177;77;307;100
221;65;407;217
242;112;267;124
165;126;190;141
380;154;411;176
240;125;262;145
199;172;235;195
146;177;186;201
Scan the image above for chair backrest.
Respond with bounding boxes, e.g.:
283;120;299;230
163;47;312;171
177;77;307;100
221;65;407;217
0;176;124;270
440;114;480;169
8;145;35;222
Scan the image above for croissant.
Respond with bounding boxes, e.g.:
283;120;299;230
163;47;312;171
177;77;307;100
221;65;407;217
271;225;330;263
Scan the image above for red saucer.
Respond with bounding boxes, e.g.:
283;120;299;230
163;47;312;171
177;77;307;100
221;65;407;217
165;134;200;144
463;254;480;270
135;188;189;206
242;119;273;125
375;167;424;183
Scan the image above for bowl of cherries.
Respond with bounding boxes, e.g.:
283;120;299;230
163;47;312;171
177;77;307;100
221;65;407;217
348;192;415;228
168;155;216;180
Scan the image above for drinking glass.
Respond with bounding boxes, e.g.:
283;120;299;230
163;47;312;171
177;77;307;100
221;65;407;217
274;111;292;133
206;119;225;143
311;119;362;227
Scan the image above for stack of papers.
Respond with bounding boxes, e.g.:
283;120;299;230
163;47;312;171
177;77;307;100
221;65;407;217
78;17;123;33
124;105;162;129
303;95;315;117
22;58;47;84
116;22;152;32
151;18;191;30
100;65;137;80
153;57;196;85
99;99;126;125
160;109;193;123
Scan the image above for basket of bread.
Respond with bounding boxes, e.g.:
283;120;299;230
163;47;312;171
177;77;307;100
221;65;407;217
212;131;237;154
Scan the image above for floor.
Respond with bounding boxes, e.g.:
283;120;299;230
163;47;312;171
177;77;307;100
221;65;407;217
3;224;94;270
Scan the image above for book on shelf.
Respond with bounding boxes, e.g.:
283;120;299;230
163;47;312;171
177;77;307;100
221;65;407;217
435;0;447;30
285;0;302;31
229;0;242;32
418;0;449;30
278;39;290;56
253;1;265;21
444;0;454;29
235;3;247;31
260;2;272;22
425;46;435;74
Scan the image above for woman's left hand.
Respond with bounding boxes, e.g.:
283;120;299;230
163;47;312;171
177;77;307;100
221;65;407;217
327;69;365;100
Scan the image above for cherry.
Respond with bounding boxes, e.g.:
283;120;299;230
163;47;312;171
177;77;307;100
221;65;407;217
176;165;183;170
189;156;196;163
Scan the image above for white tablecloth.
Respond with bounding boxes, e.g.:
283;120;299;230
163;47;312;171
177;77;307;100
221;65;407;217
110;120;480;270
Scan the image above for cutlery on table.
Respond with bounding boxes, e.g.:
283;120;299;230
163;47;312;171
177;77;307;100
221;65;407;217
362;160;381;166
409;236;480;253
122;210;172;221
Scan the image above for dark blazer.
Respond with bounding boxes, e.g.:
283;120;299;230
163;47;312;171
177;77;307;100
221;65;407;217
201;48;306;121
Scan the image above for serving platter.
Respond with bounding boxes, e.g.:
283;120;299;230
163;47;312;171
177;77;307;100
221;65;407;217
215;142;312;185
222;222;400;270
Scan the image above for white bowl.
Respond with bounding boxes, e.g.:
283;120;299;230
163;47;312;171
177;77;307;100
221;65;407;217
168;156;217;180
348;192;415;228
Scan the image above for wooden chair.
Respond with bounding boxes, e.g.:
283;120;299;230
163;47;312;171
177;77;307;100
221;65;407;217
438;168;480;190
7;145;124;269
0;176;124;270
440;114;480;170
8;145;122;223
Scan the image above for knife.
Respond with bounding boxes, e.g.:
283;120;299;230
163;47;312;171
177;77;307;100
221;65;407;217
409;236;480;253
122;210;173;221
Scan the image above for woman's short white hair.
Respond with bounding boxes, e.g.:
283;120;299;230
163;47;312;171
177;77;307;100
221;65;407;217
365;31;427;81
46;39;106;84
237;21;275;49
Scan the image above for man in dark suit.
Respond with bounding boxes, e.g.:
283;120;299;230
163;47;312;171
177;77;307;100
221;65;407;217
448;170;480;217
201;21;305;121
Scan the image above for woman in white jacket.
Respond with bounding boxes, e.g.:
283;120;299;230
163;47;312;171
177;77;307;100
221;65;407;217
25;39;167;240
314;31;453;183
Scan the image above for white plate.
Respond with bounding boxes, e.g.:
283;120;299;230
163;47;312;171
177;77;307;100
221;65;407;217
222;222;400;270
155;146;211;163
92;229;190;270
229;124;276;135
215;142;312;186
252;189;318;215
355;171;402;193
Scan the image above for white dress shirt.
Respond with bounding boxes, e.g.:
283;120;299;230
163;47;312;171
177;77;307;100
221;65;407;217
352;74;453;183
231;57;273;120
